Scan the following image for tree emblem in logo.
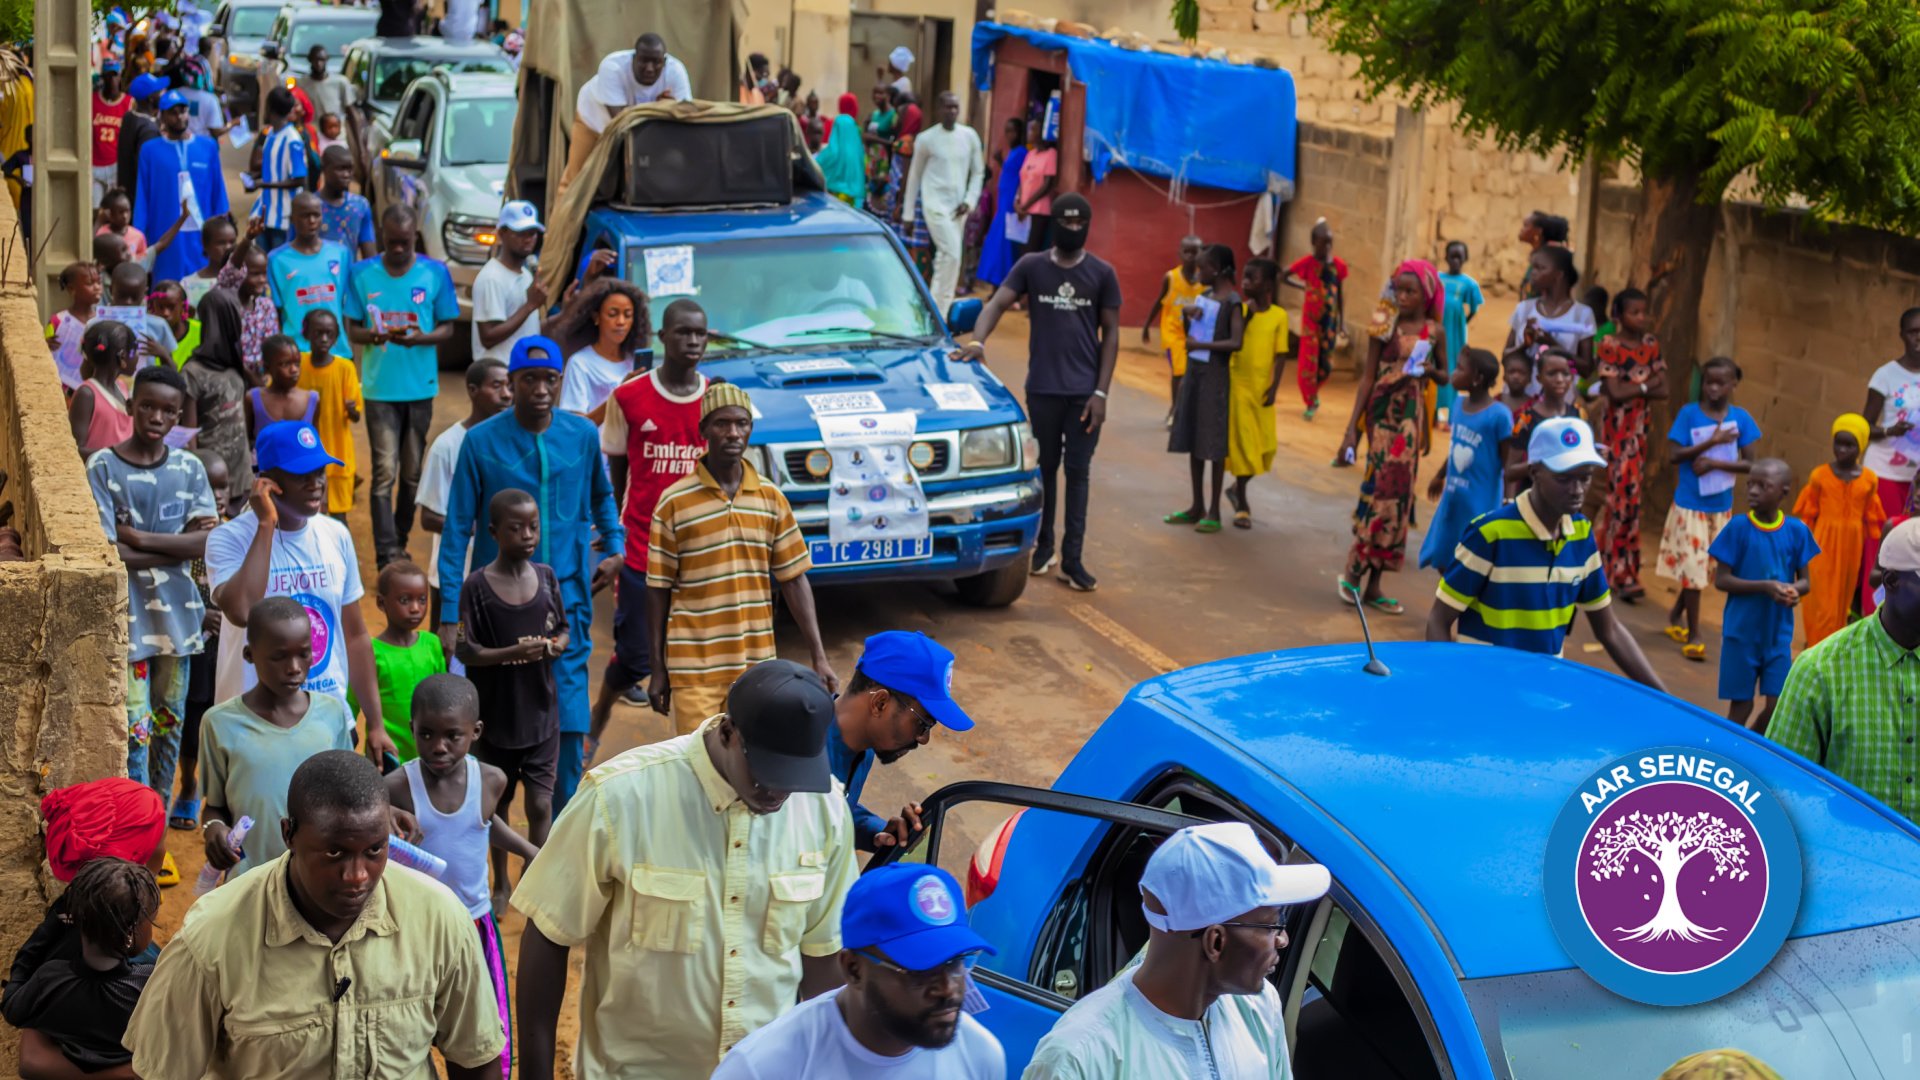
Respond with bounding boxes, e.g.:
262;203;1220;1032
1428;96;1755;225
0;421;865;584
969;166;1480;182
1587;807;1751;944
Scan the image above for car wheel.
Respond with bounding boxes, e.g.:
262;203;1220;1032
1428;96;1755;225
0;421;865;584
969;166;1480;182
954;556;1028;608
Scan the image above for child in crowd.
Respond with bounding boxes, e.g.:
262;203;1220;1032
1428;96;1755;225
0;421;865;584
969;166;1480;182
0;858;158;1079
1594;288;1666;602
1710;459;1817;732
1142;234;1205;426
9;778;166;994
316;145;376;258
106;260;179;362
93;232;129;280
557;278;651;421
1794;413;1886;646
69;320;140;457
456;489;567;914
1504;349;1580;497
47;262;101;391
316;112;347;156
384;674;537;1079
180;289;256;497
354;561;445;763
296;310;362;519
1225;257;1288;527
1165;243;1243;534
246;334;318;449
1420;348;1513;574
1435;240;1484;423
171;450;232;830
148;280;199;368
180;214;236;316
1283;218;1347;419
1660;355;1761;660
216;219;279;373
200;596;356;879
95;188;148;261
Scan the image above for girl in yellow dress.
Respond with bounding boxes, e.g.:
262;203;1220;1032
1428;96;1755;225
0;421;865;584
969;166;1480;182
1227;258;1289;527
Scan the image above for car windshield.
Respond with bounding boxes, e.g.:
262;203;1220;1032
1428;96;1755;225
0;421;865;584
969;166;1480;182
624;233;941;351
230;7;278;37
287;17;376;57
372;56;512;103
1465;919;1920;1078
441;98;514;166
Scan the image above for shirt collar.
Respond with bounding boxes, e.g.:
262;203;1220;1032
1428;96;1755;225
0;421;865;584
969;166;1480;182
695;458;763;495
262;854;398;949
1516;491;1574;544
688;717;745;814
1865;611;1920;668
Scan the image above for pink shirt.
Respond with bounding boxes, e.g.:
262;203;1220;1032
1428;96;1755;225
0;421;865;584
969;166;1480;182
1018;147;1058;217
96;224;148;259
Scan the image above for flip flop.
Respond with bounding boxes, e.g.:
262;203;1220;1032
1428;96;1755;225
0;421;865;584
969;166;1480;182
1304;404;1319;421
1682;643;1707;662
1366;596;1405;615
1664;625;1691;645
156;851;180;888
1162;510;1200;525
1337;579;1358;605
1233;510;1252;529
169;798;201;831
1195;518;1222;533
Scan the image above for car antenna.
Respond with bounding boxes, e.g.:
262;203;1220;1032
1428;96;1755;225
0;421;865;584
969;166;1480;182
1342;581;1391;677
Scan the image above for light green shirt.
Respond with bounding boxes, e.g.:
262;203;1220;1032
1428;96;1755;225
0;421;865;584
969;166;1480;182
199;693;355;871
1769;611;1920;824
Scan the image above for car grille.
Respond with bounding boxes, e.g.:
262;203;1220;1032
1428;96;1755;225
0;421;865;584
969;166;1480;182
784;442;949;483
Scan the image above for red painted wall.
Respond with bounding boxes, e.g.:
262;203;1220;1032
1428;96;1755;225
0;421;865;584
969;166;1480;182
983;39;1265;326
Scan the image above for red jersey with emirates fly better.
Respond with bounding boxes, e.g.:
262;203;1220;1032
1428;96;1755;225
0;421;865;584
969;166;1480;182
601;369;710;569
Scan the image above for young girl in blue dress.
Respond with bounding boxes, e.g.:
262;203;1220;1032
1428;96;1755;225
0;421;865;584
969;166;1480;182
1419;348;1513;573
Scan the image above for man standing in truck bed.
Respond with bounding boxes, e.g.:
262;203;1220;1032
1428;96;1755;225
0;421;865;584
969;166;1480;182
558;32;694;199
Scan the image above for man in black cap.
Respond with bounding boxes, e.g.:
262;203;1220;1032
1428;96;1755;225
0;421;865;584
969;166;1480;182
511;659;858;1080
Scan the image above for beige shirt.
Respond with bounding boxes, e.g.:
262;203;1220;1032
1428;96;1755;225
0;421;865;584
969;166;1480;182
511;720;857;1078
124;855;505;1080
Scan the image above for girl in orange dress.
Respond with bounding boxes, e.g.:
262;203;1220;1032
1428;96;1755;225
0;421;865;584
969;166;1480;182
1793;413;1886;646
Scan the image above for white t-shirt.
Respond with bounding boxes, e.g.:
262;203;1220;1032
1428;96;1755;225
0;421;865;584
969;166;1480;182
415;420;472;590
470;258;540;362
710;988;1005;1080
1025;969;1291;1080
180;86;226;139
575;51;693;134
559;345;633;416
440;0;481;43
1509;297;1595;401
206;510;365;705
1864;359;1920;482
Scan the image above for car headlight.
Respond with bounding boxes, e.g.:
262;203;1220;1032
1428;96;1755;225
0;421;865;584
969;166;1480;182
959;425;1016;471
230;53;258;69
441;216;496;264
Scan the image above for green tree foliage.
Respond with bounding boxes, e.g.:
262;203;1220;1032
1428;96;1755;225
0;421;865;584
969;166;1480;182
1296;0;1920;231
1172;0;1200;43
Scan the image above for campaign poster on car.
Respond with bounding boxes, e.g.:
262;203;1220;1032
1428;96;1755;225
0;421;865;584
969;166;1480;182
817;412;929;548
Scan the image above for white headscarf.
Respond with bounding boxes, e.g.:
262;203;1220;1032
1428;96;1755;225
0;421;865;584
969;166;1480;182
889;45;914;72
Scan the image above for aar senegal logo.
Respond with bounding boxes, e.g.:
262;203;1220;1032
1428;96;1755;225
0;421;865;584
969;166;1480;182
1544;747;1801;1006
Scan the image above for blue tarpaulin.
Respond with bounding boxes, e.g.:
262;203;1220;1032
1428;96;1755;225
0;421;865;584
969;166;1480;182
970;22;1296;195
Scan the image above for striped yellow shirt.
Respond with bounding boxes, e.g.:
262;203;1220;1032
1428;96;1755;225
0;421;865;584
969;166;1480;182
647;460;812;686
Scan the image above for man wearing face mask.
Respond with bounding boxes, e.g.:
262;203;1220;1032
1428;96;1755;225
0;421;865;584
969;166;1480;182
827;631;975;852
1024;822;1329;1079
1771;517;1920;826
953;191;1120;594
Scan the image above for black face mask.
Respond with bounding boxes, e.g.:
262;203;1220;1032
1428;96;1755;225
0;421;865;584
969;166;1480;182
1053;222;1089;253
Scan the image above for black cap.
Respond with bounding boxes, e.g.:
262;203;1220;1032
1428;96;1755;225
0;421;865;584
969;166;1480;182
727;660;834;793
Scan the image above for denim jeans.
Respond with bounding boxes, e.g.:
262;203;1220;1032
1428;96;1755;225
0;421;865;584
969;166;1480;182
365;398;435;564
127;655;190;798
555;733;586;817
1026;392;1102;566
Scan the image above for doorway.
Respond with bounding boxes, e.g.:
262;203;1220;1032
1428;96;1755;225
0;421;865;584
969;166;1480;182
848;13;952;105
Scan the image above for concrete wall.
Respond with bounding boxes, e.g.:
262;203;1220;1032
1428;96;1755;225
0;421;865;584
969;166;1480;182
1281;120;1390;362
748;0;979;112
0;177;129;1076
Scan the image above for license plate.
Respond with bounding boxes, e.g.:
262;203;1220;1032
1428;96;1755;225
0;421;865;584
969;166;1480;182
810;537;933;566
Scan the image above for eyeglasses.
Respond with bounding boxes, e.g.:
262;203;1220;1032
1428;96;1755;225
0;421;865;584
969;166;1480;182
870;689;936;738
1189;909;1294;938
858;948;980;988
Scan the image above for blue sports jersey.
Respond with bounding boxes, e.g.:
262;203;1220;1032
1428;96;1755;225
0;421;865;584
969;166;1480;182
266;240;352;358
344;255;459;402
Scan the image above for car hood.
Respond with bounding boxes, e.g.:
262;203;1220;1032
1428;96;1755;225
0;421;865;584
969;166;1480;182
436;162;508;215
700;345;1025;443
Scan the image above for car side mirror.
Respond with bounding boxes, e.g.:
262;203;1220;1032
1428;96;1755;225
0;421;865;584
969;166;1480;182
259;42;279;60
946;298;982;336
385;138;425;168
204;25;224;39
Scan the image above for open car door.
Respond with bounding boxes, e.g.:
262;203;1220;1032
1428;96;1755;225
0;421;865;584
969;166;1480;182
866;781;1209;1067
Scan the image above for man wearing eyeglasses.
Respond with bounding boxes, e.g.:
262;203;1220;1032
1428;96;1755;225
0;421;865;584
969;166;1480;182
826;631;976;852
712;863;1007;1078
1024;822;1330;1079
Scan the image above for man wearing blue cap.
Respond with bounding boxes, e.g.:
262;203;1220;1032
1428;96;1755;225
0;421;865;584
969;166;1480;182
713;863;1006;1078
439;336;623;813
472;200;549;363
204;420;397;760
1427;416;1666;689
115;72;168;203
828;631;975;851
133;84;227;284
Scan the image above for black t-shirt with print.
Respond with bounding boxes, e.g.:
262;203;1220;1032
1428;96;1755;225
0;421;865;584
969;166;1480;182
1002;251;1122;397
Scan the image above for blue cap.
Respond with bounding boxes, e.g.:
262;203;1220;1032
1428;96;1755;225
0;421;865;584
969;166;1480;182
128;73;168;102
159;89;188;112
102;59;123;74
856;631;972;732
842;864;995;970
509;334;564;374
255;420;343;475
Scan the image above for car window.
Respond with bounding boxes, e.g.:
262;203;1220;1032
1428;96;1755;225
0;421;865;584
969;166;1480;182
396;90;432;142
372;56;513;104
287;16;376;57
1291;899;1443;1080
441;97;514;166
230;6;279;37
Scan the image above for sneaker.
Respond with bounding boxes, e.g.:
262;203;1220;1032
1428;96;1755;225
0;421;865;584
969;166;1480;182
1058;564;1098;592
622;684;649;706
1030;546;1058;576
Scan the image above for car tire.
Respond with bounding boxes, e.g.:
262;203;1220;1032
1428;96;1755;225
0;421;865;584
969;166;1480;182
954;556;1028;608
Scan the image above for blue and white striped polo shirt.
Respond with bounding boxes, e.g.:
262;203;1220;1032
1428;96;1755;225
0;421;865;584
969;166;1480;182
1435;493;1611;656
255;122;307;229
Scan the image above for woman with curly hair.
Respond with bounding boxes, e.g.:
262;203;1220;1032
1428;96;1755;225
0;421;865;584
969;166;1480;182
556;277;651;421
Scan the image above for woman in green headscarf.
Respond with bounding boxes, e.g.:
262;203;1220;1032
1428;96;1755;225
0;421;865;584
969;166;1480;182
815;112;867;205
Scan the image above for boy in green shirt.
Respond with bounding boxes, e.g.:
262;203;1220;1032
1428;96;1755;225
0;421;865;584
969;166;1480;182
350;561;446;761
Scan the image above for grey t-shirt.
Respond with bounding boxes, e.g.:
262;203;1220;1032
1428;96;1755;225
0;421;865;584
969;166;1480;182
88;445;218;660
297;73;354;124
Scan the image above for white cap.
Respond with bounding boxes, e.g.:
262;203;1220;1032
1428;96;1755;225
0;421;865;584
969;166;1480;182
497;200;544;233
1139;822;1330;933
1882;518;1920;573
1527;416;1605;473
890;45;914;72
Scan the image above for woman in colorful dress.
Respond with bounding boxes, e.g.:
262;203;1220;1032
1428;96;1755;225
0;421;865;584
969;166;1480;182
1593;287;1666;602
861;84;898;211
1284;218;1347;421
1794;413;1886;645
1336;259;1445;614
975;117;1028;288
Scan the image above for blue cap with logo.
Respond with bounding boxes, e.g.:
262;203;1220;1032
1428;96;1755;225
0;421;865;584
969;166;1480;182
842;864;995;971
509;334;564;374
1527;416;1606;474
128;73;169;103
497;200;544;233
159;89;188;112
856;631;973;732
255;420;343;475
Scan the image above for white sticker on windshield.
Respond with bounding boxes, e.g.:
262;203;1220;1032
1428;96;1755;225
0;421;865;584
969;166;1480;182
776;358;855;374
926;383;989;412
805;391;886;416
643;245;696;297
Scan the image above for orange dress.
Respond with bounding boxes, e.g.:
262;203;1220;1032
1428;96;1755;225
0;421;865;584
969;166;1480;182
1793;464;1886;646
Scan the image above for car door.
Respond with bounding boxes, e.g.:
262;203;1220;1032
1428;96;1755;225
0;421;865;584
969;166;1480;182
867;780;1209;1068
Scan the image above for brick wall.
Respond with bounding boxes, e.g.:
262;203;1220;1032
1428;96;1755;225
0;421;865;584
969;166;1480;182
1281;122;1391;370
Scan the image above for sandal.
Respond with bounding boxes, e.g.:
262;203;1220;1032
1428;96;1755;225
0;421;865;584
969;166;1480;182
169;797;201;831
1337;579;1358;605
156;851;180;888
1233;510;1252;529
1195;518;1222;534
1664;625;1691;645
1682;643;1707;662
1162;510;1200;525
1304;403;1319;421
1366;596;1405;615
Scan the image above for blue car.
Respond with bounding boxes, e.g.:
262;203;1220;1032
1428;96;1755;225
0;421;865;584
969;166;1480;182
877;643;1920;1077
570;190;1040;607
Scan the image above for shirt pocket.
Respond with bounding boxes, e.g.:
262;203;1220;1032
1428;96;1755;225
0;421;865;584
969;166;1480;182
628;863;707;954
364;992;437;1079
222;1012;331;1076
762;870;827;955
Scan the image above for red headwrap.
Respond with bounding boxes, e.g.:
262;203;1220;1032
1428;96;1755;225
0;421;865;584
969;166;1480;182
1396;258;1445;320
41;777;165;883
838;92;860;118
